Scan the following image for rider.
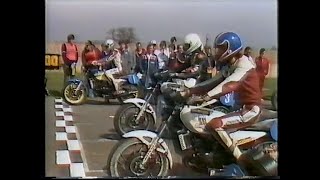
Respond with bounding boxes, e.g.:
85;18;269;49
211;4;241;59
93;39;124;95
170;33;209;82
181;32;264;175
183;31;261;137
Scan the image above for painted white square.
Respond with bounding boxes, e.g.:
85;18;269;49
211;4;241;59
70;163;86;177
55;99;63;103
64;115;73;121
56;150;71;165
65;126;76;133
56;120;66;127
55;105;63;109
56;132;68;141
55;111;64;117
67;140;80;151
63;107;72;112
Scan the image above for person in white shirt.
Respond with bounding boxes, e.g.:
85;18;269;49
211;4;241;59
155;40;170;70
244;46;256;68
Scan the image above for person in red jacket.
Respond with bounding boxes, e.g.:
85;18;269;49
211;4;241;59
61;34;79;87
81;40;102;98
81;40;102;71
255;48;270;94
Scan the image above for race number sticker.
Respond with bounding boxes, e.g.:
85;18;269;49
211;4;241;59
220;91;235;107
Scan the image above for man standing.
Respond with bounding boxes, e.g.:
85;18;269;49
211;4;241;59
61;34;79;88
119;41;134;75
133;42;145;73
244;46;256;67
255;48;270;95
156;41;170;70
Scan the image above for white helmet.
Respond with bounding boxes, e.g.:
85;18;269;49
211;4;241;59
184;33;203;55
105;39;114;48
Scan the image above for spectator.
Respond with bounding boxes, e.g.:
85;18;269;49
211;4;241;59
81;40;102;97
244;46;256;67
177;44;183;54
81;40;102;71
255;48;270;96
134;42;145;73
61;34;79;88
156;40;170;70
150;40;157;47
140;44;159;89
101;43;110;58
169;36;177;53
119;41;134;75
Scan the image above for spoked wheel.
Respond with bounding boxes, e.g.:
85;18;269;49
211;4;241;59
63;83;86;105
114;104;155;135
109;138;169;177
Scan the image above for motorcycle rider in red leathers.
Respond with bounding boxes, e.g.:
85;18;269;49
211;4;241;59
179;32;278;175
183;32;262;131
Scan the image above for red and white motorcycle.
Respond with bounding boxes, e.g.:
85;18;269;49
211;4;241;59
107;83;278;177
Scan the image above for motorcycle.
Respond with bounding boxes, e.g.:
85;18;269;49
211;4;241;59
62;68;140;105
107;83;278;177
113;70;198;135
113;70;239;136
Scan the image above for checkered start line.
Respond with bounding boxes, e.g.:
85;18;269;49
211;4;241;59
54;98;87;178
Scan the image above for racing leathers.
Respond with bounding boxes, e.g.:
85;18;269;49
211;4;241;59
188;55;262;131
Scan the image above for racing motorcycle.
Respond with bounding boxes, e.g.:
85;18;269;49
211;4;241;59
107;83;278;177
113;70;199;135
63;68;140;105
113;70;239;136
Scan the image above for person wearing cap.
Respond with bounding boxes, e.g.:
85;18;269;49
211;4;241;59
61;34;79;88
255;48;270;95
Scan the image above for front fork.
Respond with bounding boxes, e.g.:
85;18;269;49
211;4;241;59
140;110;176;167
75;81;84;92
134;89;156;123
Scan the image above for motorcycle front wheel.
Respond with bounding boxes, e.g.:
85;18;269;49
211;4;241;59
109;138;170;177
113;104;156;135
63;83;87;105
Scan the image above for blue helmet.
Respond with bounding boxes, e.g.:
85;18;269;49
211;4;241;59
214;32;243;61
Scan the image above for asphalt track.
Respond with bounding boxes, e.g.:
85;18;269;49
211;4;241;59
45;96;277;178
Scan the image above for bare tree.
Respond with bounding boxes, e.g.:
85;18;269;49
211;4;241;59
107;27;138;44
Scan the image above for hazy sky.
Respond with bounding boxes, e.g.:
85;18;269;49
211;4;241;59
46;0;277;48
